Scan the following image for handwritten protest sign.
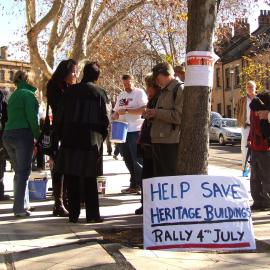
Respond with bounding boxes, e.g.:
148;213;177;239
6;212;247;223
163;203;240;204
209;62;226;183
143;175;256;251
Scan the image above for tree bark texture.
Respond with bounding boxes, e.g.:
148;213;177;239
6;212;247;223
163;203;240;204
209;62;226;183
177;0;219;175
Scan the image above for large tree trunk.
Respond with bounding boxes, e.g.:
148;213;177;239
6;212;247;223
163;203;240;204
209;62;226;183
177;0;219;175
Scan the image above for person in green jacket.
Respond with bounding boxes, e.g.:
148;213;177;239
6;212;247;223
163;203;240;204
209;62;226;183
3;70;40;217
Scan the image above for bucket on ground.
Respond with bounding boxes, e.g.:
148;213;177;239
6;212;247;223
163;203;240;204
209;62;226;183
110;121;128;143
97;176;106;194
28;171;48;200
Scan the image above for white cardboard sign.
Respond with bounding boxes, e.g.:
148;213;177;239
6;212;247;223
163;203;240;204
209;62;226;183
184;51;219;87
143;175;256;251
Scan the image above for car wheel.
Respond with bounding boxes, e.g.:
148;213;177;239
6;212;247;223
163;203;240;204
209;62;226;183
219;134;225;145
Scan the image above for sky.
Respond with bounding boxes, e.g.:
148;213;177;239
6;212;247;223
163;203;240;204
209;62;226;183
0;0;269;61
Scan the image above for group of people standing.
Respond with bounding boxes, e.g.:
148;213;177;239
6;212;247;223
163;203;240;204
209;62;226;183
4;57;269;223
0;59;185;221
0;61;108;223
112;62;184;214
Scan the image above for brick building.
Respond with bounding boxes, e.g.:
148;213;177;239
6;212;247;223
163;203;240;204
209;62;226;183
0;46;31;92
212;10;270;118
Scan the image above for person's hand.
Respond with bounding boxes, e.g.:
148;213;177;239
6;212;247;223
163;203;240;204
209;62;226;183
118;109;127;115
257;110;269;120
49;158;54;170
142;108;147;118
111;111;119;120
145;108;156;119
33;145;38;157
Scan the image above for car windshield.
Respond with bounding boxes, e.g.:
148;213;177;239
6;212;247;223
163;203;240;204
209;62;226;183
221;120;237;127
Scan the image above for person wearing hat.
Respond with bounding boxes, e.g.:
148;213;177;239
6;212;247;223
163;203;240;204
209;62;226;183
145;62;184;177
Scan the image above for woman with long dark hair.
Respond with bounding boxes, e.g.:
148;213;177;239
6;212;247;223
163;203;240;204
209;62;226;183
46;59;77;217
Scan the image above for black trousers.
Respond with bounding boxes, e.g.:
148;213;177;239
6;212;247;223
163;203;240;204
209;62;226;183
250;150;270;207
139;145;154;204
0;156;5;198
114;144;121;156
152;143;178;177
0;130;7;198
52;171;67;208
65;174;100;221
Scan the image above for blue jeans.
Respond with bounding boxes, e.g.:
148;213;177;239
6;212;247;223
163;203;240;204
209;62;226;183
120;132;142;188
3;129;34;214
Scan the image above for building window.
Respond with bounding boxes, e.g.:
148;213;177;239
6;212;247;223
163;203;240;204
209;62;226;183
0;70;4;81
227;105;232;118
217;103;222;114
216;68;221;88
234;66;240;87
225;68;230;89
9;70;14;82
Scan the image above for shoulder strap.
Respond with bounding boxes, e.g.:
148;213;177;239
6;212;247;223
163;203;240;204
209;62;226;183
172;82;184;103
171;82;183;130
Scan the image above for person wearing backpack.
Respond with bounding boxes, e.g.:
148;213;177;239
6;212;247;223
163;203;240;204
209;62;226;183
145;62;184;177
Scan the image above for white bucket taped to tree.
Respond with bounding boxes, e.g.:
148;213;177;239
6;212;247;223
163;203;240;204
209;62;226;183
185;51;219;87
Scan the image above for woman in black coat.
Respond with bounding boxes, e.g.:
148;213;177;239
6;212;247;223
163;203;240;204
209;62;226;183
55;62;109;223
46;59;77;217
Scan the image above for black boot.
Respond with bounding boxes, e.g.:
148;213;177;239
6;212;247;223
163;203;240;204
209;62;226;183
52;173;69;217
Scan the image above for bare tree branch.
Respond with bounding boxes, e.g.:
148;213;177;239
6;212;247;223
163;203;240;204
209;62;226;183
73;0;80;29
72;0;96;61
27;0;65;79
90;0;108;30
88;0;152;52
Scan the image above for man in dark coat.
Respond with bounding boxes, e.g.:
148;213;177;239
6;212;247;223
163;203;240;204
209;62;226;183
55;62;109;223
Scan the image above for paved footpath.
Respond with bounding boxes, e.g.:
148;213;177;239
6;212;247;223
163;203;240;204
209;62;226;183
0;154;270;270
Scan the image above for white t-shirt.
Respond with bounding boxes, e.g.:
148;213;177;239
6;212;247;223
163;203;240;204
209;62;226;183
114;88;148;132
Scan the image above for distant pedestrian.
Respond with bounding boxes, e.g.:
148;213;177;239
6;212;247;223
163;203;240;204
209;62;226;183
3;71;40;217
0;89;9;201
113;143;121;160
47;59;77;217
174;65;185;83
135;73;161;215
145;62;184;177
105;100;113;156
55;62;109;223
32;91;46;171
111;74;147;194
236;81;256;171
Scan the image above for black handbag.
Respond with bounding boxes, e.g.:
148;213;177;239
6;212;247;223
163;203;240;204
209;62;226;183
38;103;54;156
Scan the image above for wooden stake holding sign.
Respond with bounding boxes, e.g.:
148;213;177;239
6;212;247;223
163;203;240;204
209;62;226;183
143;175;256;251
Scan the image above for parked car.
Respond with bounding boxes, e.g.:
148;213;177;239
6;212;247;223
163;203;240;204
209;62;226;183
210;118;242;145
210;111;222;126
